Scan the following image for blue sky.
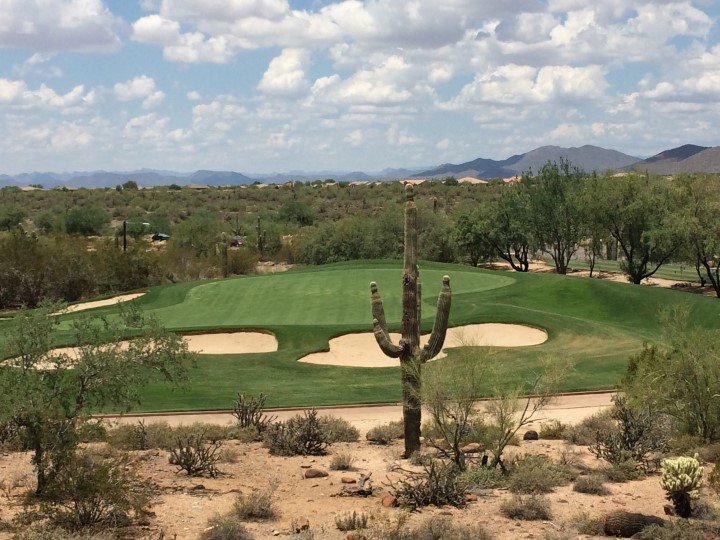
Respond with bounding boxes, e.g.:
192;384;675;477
0;0;719;174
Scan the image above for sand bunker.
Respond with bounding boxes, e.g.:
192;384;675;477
56;292;147;314
183;332;278;354
299;323;547;368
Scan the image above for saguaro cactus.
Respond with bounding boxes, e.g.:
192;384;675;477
370;184;451;457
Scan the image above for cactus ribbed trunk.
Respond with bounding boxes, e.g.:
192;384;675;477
370;184;451;458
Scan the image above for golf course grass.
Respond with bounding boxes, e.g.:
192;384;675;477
5;260;720;412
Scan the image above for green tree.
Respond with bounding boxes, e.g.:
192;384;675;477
172;208;222;256
65;205;109;236
0;304;193;495
599;174;682;284
454;208;496;267
626;307;720;441
526;160;585;274
0;203;26;231
486;186;536;271
278;199;314;226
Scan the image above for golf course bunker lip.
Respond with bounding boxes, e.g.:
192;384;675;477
298;323;548;368
54;292;147;314
182;331;278;354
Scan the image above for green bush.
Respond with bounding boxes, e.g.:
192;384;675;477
571;511;605;535
460;466;506;489
40;449;148;528
200;513;253;540
106;421;175;450
233;487;275;520
507;454;573;494
573;475;610;495
319;415;359;443
539;420;566;439
366;421;404;445
563;409;615;446
600;459;643;483
264;409;328;456
393;460;467;509
500;495;552;520
639;520;720;539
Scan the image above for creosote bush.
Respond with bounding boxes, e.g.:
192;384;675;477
200;513;253;540
460;465;506;489
507;454;573;494
233;486;276;520
264;408;328;456
573;475;610;495
365;421;404;445
500;495;553;521
168;430;223;477
539;419;567;439
563;409;615;446
319;415;359;443
393;460;467;509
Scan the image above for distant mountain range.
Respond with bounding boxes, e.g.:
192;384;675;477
1;144;719;189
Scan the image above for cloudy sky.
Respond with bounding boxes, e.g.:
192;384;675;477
0;0;719;174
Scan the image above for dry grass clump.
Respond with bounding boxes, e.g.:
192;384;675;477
329;452;355;471
233;485;276;520
319;415;360;443
500;494;553;521
571;511;605;535
199;513;253;540
334;510;368;531
573;475;611;495
539;419;567;439
507;454;573;494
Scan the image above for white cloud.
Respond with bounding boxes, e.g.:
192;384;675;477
186;90;202;100
0;0;120;52
258;48;310;96
114;76;166;109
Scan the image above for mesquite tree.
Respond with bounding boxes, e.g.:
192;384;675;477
370;184;451;457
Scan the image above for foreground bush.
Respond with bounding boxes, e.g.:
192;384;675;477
233;483;276;520
319;415;359;443
366;421;404;445
14;526;115;540
264;409;328;456
393;460;466;509
40;449;148;528
507;454;573;494
168;430;223;477
573;475;610;495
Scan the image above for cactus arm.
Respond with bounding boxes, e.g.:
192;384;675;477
370;282;404;358
420;275;452;362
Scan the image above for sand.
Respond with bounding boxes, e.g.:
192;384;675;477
298;323;547;368
54;292;147;314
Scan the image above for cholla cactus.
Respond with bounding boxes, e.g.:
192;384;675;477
660;454;703;518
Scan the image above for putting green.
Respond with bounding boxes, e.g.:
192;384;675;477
148;267;514;328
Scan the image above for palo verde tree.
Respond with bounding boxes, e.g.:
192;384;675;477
0;303;194;495
599;173;682;284
369;184;452;457
525;159;586;274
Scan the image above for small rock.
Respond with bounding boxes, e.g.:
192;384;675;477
300;464;312;469
465;493;478;502
382;494;398;508
523;430;539;441
305;468;329;479
341;477;356;484
191;484;205;490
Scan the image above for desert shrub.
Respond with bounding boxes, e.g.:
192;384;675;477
39;449;148;528
639;520;720;540
13;526;115;540
697;443;720;464
563;409;615;446
329;453;354;471
334;510;368;531
600;459;643;483
264;409;328;456
174;423;236;443
233;486;275;520
408;516;493;540
0;420;24;452
218;446;240;464
200;513;253;540
408;450;433;467
460;466;506;489
319;415;359;443
366;421;404;445
670;434;705;455
539;419;566;439
227;249;258;276
661;454;703;518
571;511;605;535
708;463;720;496
168;430;223;477
106;421;174;450
507;454;573;494
590;395;668;471
232;392;276;433
393;460;466;509
500;495;552;521
233;425;263;443
573;475;610;495
76;421;107;443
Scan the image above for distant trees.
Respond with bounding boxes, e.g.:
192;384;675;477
65;204;109;236
0;203;26;231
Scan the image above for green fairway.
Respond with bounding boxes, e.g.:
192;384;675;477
7;260;720;412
